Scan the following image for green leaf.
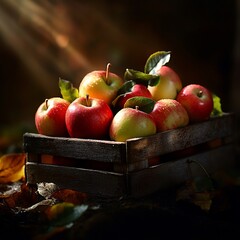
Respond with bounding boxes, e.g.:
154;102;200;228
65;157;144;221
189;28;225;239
123;96;156;113
46;202;88;227
124;69;160;87
144;51;171;74
116;80;135;95
59;78;79;102
211;93;223;117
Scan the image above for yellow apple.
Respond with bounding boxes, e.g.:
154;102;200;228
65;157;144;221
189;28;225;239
79;63;124;105
148;66;182;100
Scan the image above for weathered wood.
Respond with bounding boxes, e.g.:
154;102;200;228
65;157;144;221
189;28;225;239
126;113;234;162
128;144;236;197
25;162;127;198
24;113;234;165
24;133;126;163
24;113;236;198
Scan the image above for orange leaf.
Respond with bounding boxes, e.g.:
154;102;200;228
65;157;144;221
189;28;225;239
51;189;88;205
0;153;26;183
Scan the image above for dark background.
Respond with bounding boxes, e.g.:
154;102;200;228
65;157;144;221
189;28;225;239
0;0;239;151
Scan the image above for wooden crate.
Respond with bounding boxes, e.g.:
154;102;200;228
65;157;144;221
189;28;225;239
24;113;236;198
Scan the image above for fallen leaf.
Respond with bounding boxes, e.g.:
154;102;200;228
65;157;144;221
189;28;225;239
37;182;59;199
4;183;41;209
0;153;26;183
51;189;88;205
0;181;22;198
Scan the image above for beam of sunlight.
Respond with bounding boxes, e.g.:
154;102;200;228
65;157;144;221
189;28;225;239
0;0;93;94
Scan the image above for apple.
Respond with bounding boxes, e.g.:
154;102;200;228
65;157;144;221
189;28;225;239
79;63;124;105
148;65;182;100
109;107;157;142
113;83;152;109
35;97;70;137
150;99;189;132
65;95;113;139
176;84;214;123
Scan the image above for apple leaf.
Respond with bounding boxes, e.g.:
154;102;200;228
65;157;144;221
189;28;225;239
123;96;155;113
124;69;160;87
144;51;171;74
116;80;135;95
211;93;223;117
59;78;79;103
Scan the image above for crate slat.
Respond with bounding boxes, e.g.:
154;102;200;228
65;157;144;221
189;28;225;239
24;133;126;163
25;162;127;197
126;113;234;162
24;113;235;198
128;144;235;197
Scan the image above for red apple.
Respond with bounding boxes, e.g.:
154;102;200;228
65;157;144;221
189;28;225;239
79;63;124;105
114;84;152;109
148;66;182;100
65;95;113;139
150;99;189;132
35;97;70;137
176;84;214;123
109;107;156;142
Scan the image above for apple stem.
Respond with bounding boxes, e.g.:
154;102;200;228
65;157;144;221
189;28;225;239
45;99;49;109
135;106;139;110
105;63;111;85
86;94;90;107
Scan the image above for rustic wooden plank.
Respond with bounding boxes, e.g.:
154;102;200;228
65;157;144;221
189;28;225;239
25;162;127;198
126;113;234;162
128;144;236;197
113;160;149;173
23;133;126;163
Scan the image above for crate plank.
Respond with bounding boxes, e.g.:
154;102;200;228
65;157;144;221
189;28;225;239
25;162;127;197
128;144;236;197
24;113;234;165
24;133;126;163
24;113;235;198
126;113;234;162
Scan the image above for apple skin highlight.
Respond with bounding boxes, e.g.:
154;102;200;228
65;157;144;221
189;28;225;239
109;107;156;142
65;96;113;139
35;97;70;137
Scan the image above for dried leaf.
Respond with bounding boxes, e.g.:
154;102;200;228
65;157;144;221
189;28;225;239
37;182;59;199
51;189;88;205
0;153;26;183
176;178;214;211
0;181;22;198
4;183;41;209
24;199;56;212
192;192;212;211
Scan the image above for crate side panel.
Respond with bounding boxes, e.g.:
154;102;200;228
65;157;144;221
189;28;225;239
26;162;127;197
128;144;236;197
127;114;234;162
24;133;126;163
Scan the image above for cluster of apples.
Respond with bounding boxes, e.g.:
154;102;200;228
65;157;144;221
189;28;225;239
35;51;215;142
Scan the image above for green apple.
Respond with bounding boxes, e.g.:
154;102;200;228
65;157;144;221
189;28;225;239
79;63;124;105
109;107;157;142
148;66;182;100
